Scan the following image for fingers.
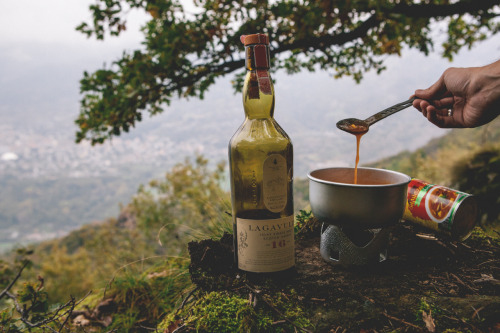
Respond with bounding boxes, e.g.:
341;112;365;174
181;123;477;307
426;110;459;128
413;96;455;116
414;73;449;100
430;96;454;109
423;104;465;128
411;93;463;128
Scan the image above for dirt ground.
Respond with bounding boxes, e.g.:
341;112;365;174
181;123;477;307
188;219;499;332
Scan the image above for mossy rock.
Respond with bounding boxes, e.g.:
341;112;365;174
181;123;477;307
159;290;313;332
183;222;500;332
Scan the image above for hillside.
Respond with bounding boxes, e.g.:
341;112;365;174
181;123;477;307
367;117;500;187
1;122;499;331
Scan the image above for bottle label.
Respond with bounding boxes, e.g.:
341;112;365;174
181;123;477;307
236;215;295;272
257;70;272;95
263;154;288;212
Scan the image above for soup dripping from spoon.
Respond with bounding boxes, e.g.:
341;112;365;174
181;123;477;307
336;97;417;184
336;97;416;135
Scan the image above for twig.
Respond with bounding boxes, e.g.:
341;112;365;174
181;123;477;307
5;291;25;318
245;283;262;294
432;284;446;295
5;286;92;333
261;295;312;333
179;287;198;310
0;260;29;300
310;298;326;302
172;324;186;333
28;291;92;332
382;312;423;331
435;240;456;256
200;247;210;262
58;291;92;332
471;305;484;320
442;315;482;333
450;273;477;293
439;306;483;332
478;259;499;266
137;324;160;331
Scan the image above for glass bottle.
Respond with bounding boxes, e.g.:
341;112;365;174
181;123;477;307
228;33;294;273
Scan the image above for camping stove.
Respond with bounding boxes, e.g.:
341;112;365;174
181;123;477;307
308;167;410;266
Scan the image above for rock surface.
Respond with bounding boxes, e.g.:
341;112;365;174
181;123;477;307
188;221;500;332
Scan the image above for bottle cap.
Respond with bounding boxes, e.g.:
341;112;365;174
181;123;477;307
240;34;269;46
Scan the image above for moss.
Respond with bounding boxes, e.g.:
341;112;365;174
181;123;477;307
74;289;105;311
294;213;322;240
416;297;444;329
159;291;263;332
468;227;500;246
109;310;140;331
192;292;265;332
160;290;313;333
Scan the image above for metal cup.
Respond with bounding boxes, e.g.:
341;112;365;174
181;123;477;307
308;167;411;229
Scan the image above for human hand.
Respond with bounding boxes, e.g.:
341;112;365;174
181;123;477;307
412;60;500;128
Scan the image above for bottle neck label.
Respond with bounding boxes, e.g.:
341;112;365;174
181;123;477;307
245;44;272;97
257;70;272;95
245;44;270;70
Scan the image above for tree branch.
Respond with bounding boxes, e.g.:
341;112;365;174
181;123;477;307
392;0;500;18
76;0;500;144
0;260;29;300
171;0;500;81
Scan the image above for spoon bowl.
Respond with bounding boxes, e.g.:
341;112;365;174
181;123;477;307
337;97;416;134
336;118;369;135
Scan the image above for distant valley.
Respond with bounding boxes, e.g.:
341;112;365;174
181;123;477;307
2;46;494;251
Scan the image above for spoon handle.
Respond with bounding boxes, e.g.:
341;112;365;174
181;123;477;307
364;97;416;126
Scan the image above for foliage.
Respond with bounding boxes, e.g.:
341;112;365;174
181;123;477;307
0;260;14;291
131;155;232;254
37;245;98;303
75;0;500;144
160;290;313;332
1;157;234;331
451;145;500;226
105;258;191;330
1;146;498;330
21;217;152;304
368;117;500;187
295;210;313;233
0;250;83;332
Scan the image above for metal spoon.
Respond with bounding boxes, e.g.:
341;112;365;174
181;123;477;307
336;97;416;135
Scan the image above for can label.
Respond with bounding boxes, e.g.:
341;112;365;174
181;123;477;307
403;179;470;235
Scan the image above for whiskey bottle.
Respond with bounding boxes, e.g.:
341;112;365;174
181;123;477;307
228;33;294;273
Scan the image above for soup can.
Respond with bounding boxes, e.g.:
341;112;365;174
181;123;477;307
403;179;479;241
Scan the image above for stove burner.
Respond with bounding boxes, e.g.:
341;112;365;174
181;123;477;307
320;223;391;266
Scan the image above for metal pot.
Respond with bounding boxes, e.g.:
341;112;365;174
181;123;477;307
308;167;411;229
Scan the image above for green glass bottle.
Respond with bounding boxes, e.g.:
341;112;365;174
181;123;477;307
229;34;294;273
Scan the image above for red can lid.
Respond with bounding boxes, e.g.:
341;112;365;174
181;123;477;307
240;34;269;46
